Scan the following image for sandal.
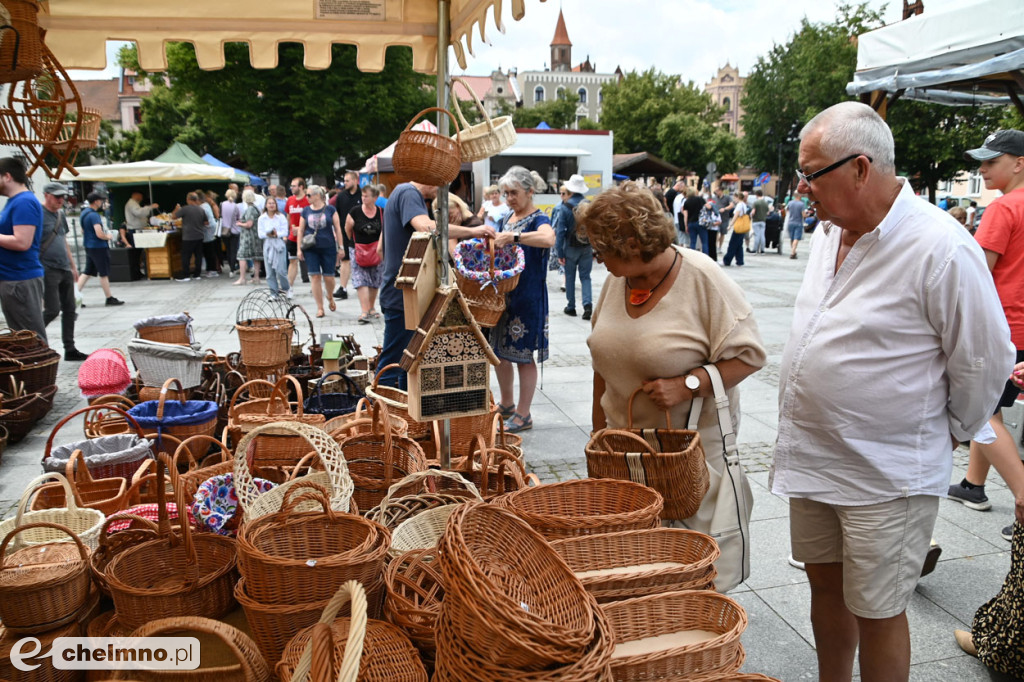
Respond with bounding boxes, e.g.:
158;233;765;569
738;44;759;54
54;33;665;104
329;300;337;312
358;314;370;325
497;403;516;419
504;413;532;433
316;310;325;318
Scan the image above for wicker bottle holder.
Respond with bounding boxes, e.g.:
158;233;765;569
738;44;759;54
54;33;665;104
277;580;428;682
31;448;129;515
0;522;92;634
109;616;272;682
336;401;428;512
494;478;664;541
437;502;599;671
237;485;390;605
104;454;238;630
449;76;517;162
391;107;462;186
0;472;105;555
600;590;748;681
551;528;720;602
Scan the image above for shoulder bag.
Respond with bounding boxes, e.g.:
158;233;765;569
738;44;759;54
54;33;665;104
732;213;752;234
301;209;319;250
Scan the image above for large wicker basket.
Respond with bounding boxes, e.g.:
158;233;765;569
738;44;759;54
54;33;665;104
384;548;445;666
450;76;517;162
0;472;105;555
494;478;663;541
453;239;524;328
392;107;462;186
236;318;294;368
0;0;44;85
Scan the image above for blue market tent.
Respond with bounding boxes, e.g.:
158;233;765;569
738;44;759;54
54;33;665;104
201;154;266;187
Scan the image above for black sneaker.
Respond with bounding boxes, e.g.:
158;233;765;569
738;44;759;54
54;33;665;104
581;304;593;321
1002;524;1014;541
64;348;89;361
947;481;991;511
105;296;125;306
333;287;348;300
563;306;577;317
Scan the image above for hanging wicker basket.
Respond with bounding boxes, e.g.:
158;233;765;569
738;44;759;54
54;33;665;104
450;76;517;162
0;0;43;85
392;107;462;186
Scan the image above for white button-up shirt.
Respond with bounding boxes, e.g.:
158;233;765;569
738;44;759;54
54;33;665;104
771;180;1014;505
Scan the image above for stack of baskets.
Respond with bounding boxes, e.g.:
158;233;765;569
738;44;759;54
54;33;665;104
0;329;59;441
453;239;525;327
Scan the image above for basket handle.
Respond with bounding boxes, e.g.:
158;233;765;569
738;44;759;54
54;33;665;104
402;106;462;136
126;617;262;680
227;379;275;418
311;371;363;402
64;449;99;500
15;473;79;529
156;378;187;420
98;511;161;547
171;434;231;474
277;483;335;518
269;374;305;416
377;468;482;517
370;400;395;482
288;580;368;682
450;76;496;134
596;426;658;456
157;452;200;584
626;386;674;429
370;362;403;391
43;404;145;462
0;521;89;569
287;303;317;349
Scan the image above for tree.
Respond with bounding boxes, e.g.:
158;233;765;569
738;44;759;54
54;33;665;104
513;93;580;129
658;114;740;175
741;3;884;203
600;69;719;156
120;42;434;178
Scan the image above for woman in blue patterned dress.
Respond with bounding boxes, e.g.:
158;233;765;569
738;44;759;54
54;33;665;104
490;166;556;433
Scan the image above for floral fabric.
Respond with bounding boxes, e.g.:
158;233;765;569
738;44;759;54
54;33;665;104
454;238;525;288
191;472;275;536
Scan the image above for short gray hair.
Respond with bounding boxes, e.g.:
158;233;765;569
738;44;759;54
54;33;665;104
801;101;895;174
307;185;326;199
498;166;536;193
242;189;255;205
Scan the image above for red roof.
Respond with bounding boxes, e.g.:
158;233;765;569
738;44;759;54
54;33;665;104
551;9;571;46
75;79;120;123
451;75;493;103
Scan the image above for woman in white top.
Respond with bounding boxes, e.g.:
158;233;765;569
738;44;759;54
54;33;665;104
476;184;511;230
258;197;290;298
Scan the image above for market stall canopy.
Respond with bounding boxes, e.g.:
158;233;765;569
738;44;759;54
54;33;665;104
846;0;1024;111
201;153;267;187
39;0;544;73
612;152;681;178
154;141;209;165
56;160;240;184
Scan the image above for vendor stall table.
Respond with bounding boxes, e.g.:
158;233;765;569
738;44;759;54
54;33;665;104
133;231;181;280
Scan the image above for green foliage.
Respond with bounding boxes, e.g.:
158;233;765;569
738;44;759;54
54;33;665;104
888;101;1006;202
600;69;720;156
456;99;483;128
119;42;434;178
513;93;580;129
658;114;739;174
577;117;600;130
740;3;884;200
92;119;134;164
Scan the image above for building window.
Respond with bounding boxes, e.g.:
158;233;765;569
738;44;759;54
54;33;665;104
598;88;603;104
556;86;566;100
534;85;545;103
133;106;142;124
722;97;731;111
969;172;982;195
577;87;587;104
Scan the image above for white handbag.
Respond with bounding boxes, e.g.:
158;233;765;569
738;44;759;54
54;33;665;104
681;363;754;593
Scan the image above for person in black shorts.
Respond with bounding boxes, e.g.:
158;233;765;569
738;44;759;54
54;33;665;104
332;171;361;300
75;191;124;307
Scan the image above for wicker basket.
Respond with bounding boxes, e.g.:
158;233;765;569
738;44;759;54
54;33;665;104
234;421;355;521
0;327;47;354
0;620;80;682
237;486;390;604
305;371;365;420
391;107;462;186
89;512;162;597
495;478;663;541
276;580;428;682
136;321;192;346
83;394;136;438
43;404;151;482
368;469;480;530
128;338;205;389
448;440;533;499
551;528;720;602
325;398;410;441
128;378;219;459
600;590;747;681
228;377;326;467
0;387;51;442
450;76;517;162
236;318;294;368
0;522;92;634
31;448;128;516
388;471;481;558
337;401;428;512
110;617;273;682
104;455;238;631
438;502;599;670
384;549;444;665
365;364;433;439
0;346;59;394
453;240;523;327
0;473;105;555
585;387;709;520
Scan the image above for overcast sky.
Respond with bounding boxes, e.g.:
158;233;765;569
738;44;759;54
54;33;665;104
70;0;968;86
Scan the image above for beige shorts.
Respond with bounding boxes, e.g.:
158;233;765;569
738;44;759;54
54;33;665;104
789;495;939;619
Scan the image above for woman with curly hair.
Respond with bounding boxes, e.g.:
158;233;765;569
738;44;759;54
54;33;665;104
580;181;766;591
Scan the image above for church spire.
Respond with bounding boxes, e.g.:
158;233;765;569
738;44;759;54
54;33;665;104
550;9;572;72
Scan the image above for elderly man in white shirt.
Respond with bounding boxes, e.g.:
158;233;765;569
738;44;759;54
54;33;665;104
771;102;1015;682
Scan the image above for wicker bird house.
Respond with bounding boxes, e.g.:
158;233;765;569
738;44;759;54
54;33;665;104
400;286;499;421
395;231;438;331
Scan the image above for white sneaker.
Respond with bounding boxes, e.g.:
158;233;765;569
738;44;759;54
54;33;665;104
787;554;806;571
286;289;294;300
204;271;219;278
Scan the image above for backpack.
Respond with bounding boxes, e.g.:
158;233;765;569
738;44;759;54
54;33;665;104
559;198;589;247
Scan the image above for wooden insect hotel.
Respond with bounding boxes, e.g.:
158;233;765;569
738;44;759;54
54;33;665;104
400;286;499;421
395;231;438;330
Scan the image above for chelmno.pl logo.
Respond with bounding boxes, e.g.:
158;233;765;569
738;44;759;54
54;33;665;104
10;637;200;671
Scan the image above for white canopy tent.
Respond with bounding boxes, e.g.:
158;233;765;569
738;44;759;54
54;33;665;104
846;0;1024;114
56;160;239;184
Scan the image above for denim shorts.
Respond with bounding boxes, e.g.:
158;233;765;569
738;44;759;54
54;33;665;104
303;246;336;276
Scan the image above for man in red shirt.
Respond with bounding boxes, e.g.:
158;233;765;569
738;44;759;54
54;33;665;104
948;130;1024;540
285;177;310;287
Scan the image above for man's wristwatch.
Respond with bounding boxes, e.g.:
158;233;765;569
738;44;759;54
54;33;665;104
684;374;701;397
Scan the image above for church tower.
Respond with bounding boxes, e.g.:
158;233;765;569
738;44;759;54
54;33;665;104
550;9;572;72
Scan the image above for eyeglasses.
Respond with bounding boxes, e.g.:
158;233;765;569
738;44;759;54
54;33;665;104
796;154;872;185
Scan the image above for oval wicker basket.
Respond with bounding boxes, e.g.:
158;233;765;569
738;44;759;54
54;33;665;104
0;472;105;555
368;469;481;531
276;580;428;682
450;76;517;162
236;318;294;368
437;502;598;671
236;486;390;604
30;448;129;516
384;549;444;665
494;478;663;540
392;107;462;186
